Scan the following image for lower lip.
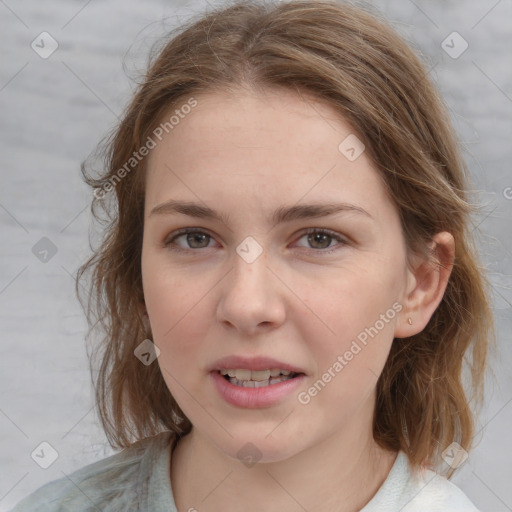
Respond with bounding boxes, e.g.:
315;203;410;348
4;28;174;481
210;371;306;409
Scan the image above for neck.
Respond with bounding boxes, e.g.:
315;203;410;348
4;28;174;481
171;407;397;512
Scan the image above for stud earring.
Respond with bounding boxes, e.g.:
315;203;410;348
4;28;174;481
407;317;413;325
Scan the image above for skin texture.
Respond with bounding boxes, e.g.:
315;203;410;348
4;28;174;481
141;87;454;512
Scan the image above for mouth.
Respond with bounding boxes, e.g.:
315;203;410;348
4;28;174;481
210;367;306;408
218;368;301;388
209;355;307;407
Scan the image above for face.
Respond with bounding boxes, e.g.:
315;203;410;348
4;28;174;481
141;87;411;462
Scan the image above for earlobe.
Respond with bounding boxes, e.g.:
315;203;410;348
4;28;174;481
395;232;455;338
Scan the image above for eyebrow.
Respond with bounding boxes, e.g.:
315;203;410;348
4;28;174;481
149;199;373;227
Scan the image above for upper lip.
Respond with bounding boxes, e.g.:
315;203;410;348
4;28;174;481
209;355;306;374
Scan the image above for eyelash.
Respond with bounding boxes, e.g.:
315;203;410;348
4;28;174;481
163;227;348;255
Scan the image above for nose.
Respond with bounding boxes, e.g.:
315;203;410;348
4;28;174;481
216;249;286;336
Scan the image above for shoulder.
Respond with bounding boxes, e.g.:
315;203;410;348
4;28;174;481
403;466;480;512
9;432;173;512
363;451;480;512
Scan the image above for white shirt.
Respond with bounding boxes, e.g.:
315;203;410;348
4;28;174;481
10;431;480;511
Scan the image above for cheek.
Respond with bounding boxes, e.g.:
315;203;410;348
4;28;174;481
295;258;402;378
143;271;211;407
141;256;210;362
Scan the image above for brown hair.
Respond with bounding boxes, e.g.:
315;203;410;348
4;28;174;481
78;0;494;477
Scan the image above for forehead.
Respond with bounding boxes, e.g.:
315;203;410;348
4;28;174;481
144;87;394;224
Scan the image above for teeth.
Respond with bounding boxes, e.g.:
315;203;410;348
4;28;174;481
235;369;251;380
219;368;295;381
228;375;294;388
218;368;299;388
251;370;270;381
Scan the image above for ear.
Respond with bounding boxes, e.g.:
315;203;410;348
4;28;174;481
394;232;455;338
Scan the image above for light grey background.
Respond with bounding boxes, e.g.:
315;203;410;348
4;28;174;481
1;1;511;510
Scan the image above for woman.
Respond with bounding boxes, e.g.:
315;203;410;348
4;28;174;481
11;1;493;510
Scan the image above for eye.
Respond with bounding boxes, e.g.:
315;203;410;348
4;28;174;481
164;227;348;254
164;228;217;252
294;228;347;254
